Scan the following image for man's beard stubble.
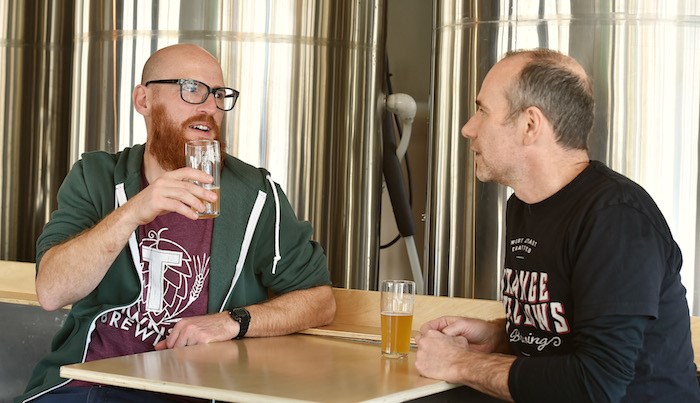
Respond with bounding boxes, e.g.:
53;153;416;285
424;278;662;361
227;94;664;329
148;104;226;171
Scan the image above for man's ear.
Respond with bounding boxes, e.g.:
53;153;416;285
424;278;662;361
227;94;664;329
133;84;150;116
522;106;546;146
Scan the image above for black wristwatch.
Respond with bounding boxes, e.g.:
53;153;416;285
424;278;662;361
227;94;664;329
229;307;250;339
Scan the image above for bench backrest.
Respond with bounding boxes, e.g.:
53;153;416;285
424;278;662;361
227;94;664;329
331;287;504;331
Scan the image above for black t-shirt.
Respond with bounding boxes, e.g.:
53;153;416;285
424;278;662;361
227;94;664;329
505;161;699;402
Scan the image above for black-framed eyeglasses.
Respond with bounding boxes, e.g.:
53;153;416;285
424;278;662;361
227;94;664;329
145;78;239;111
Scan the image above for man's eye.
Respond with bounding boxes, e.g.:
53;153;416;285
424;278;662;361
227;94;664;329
182;81;199;93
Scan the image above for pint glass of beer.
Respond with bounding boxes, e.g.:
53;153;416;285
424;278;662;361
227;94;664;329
380;280;415;358
185;139;220;218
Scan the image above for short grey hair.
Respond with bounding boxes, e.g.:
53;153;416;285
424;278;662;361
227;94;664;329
503;49;594;150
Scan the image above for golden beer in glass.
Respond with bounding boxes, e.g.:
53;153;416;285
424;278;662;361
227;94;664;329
380;280;415;358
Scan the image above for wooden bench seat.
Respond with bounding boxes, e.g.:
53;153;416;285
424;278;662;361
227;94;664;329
0;261;68;400
0;260;40;306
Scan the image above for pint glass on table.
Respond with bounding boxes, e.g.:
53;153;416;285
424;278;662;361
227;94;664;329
380;280;415;358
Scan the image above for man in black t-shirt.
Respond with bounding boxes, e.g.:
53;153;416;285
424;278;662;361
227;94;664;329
414;49;699;402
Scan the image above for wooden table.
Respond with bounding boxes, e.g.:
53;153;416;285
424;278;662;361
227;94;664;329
2;266;692;401
61;334;456;403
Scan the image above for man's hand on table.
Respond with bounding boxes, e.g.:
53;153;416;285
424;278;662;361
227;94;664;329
154;311;238;350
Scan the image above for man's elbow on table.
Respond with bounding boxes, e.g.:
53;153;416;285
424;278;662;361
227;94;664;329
312;285;337;327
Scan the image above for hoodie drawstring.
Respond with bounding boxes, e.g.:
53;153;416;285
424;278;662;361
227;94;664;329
266;175;282;274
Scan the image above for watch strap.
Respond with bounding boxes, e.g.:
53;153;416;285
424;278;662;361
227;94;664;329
229;307;250;339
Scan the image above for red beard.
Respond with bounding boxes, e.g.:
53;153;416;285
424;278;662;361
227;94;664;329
148;105;226;170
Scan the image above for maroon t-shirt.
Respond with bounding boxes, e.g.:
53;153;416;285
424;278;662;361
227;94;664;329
70;187;214;387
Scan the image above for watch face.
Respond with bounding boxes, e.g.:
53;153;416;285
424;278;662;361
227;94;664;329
232;308;250;321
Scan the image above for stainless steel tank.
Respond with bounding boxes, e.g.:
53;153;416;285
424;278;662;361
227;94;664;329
0;0;74;261
1;0;386;290
428;0;700;313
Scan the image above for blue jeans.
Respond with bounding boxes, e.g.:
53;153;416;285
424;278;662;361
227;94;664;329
31;386;207;403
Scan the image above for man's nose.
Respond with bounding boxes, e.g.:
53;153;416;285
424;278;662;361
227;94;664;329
461;117;476;139
198;93;218;113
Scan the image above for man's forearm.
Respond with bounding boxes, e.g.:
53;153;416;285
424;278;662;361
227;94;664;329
455;350;516;402
489;318;513;354
36;205;139;310
243;285;336;337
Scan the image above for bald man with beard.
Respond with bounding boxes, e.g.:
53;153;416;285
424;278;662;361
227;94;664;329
19;44;335;403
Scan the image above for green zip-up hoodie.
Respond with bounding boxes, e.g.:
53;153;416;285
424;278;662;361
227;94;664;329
18;144;331;402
